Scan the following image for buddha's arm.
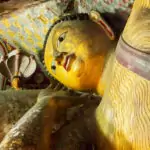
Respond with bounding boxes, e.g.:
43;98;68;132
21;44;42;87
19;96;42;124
96;0;150;150
0;88;89;150
37;89;89;150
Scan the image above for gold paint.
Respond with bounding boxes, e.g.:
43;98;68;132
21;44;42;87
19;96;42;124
44;7;150;149
13;21;22;29
97;48;115;96
0;29;4;35
2;2;148;148
27;37;34;45
35;33;42;41
2;19;11;28
95;1;150;148
24;28;32;36
7;30;15;37
44;19;114;92
96;59;150;149
123;0;150;52
37;42;43;48
11;78;20;90
37;15;48;24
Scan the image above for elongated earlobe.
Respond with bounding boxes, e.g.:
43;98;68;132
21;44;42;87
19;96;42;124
89;10;115;40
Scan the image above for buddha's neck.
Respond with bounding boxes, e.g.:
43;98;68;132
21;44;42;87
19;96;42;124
123;0;150;52
97;47;115;96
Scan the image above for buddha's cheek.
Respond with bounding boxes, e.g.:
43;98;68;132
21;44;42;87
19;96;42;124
71;59;85;77
49;64;80;89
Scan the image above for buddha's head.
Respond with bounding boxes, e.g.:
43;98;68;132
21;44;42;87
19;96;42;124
44;13;115;92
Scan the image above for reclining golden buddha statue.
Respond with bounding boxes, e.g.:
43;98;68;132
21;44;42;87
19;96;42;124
1;0;150;149
37;12;117;150
41;0;150;149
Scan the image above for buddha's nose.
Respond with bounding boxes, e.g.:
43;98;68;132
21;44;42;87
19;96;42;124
53;50;67;64
53;50;62;58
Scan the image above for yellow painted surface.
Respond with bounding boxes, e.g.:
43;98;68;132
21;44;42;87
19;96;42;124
0;1;55;54
123;0;150;52
44;2;150;149
95;1;150;149
44;19;114;92
96;59;150;149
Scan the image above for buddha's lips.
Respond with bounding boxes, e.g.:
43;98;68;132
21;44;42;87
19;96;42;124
63;54;74;71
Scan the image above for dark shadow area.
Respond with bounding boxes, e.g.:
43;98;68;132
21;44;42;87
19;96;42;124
101;12;130;38
52;99;133;150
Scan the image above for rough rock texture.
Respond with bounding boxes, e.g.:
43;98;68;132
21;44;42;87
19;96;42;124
0;90;40;141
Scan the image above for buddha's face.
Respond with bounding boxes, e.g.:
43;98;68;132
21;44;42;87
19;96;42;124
44;19;113;91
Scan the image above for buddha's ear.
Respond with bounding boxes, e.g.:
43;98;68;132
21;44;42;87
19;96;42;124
89;11;115;40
